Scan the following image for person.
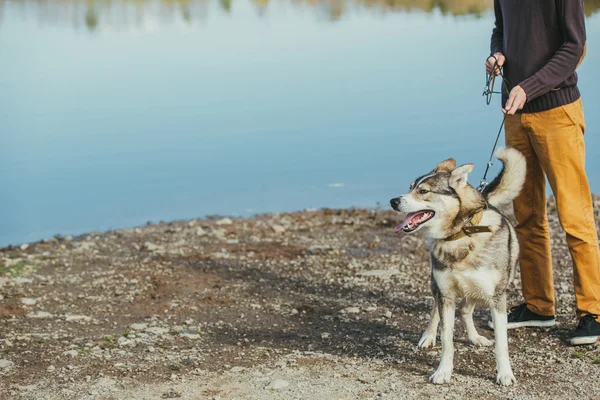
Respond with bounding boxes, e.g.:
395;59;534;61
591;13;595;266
485;0;600;345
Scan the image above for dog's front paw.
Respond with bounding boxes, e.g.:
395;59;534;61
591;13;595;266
418;332;437;348
496;369;516;386
469;334;493;347
429;367;452;384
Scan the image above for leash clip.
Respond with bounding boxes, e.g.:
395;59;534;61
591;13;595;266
477;179;488;193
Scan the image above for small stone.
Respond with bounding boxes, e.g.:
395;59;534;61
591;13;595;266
271;225;286;234
215;218;233;226
131;323;148;331
196;227;207;236
144;242;162;252
65;315;91;322
145;327;169;335
340;307;360;315
117;337;136;347
27;311;53;319
147;346;156;353
0;359;15;368
321;332;331;340
47;365;56;372
383;311;393;318
62;350;78;357
265;379;289;390
85;375;91;382
180;331;201;340
20;244;29;251
21;298;37;306
290;309;299;316
230;366;245;372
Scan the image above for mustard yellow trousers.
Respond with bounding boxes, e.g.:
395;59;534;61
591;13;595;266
505;98;600;318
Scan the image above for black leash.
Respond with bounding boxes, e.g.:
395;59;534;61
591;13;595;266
477;55;512;193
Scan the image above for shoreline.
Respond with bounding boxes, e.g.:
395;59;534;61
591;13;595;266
1;196;599;399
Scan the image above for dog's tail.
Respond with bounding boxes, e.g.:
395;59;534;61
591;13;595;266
482;147;526;208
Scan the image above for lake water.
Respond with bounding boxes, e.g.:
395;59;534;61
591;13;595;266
1;0;599;247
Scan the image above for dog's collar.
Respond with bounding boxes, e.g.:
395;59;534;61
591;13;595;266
443;208;492;242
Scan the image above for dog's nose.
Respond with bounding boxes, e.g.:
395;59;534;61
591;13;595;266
390;198;400;209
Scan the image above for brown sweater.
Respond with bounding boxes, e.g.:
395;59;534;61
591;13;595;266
491;0;587;113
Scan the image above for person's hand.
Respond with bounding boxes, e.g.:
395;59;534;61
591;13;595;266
486;53;505;76
503;85;527;115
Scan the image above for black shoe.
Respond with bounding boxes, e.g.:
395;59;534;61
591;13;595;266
569;314;600;345
488;303;556;330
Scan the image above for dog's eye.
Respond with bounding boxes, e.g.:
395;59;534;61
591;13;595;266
417;189;429;195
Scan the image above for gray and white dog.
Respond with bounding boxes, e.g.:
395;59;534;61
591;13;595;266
390;147;526;386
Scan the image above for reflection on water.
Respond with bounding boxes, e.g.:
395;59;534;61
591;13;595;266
2;0;599;30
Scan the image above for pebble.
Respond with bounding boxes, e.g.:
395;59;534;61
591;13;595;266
321;332;331;340
265;379;290;390
145;327;169;335
180;331;201;340
290;309;299;316
26;311;53;319
0;359;15;368
340;307;361;314
215;218;233;226
20;243;29;250
21;298;37;306
131;323;148;331
196;227;207;236
47;365;56;372
62;350;78;357
65;315;91;322
271;224;286;234
144;242;162;252
147;346;156;353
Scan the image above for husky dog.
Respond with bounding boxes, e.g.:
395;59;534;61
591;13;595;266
389;148;526;386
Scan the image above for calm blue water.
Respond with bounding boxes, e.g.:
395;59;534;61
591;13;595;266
1;0;599;247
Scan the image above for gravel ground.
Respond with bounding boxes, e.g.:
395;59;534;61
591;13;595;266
1;196;600;399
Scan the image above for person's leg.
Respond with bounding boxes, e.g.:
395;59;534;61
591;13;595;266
505;114;555;317
523;99;600;321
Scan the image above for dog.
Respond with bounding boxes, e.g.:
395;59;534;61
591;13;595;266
389;147;526;386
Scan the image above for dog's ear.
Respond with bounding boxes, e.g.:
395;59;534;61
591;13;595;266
434;158;456;173
449;163;474;189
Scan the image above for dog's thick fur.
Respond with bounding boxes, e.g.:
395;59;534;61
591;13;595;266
390;147;526;386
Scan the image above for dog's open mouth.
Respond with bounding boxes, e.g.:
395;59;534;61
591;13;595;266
395;211;435;233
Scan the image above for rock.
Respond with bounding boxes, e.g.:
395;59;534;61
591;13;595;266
340;307;360;314
230;366;245;372
0;359;15;368
62;350;78;357
21;298;37;306
117;337;136;347
27;311;53;319
215;218;233;226
290;309;299;316
265;379;290;390
306;245;333;255
20;244;29;251
147;346;156;353
131;323;147;331
196;227;207;236
14;278;33;285
383;311;393;318
0;295;3;301
145;327;169;335
180;331;201;340
271;225;286;234
47;365;56;372
356;269;400;278
65;315;91;322
144;242;162;252
321;332;331;340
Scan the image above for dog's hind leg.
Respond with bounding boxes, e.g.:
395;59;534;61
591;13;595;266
429;295;455;384
418;296;440;348
461;300;493;347
490;293;516;386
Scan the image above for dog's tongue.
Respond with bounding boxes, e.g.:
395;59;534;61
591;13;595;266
394;211;426;233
